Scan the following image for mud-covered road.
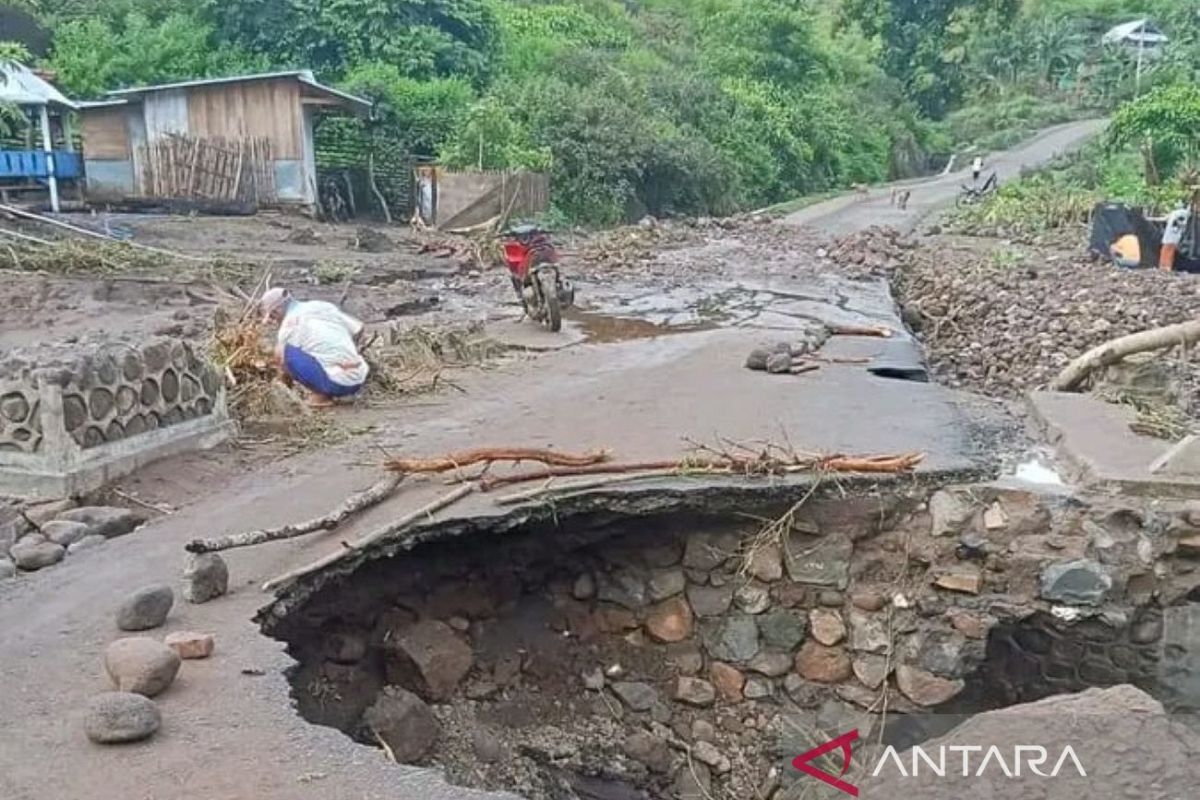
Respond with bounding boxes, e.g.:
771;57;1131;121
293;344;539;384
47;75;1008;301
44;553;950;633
0;119;1106;800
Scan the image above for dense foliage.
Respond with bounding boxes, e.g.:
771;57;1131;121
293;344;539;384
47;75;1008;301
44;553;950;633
5;0;1200;223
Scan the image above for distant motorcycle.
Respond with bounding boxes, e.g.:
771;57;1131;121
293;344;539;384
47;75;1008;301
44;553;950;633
500;223;575;332
956;171;999;207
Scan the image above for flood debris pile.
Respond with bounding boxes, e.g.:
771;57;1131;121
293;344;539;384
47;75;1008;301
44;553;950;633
823;226;914;278
857;235;1200;404
262;477;1200;800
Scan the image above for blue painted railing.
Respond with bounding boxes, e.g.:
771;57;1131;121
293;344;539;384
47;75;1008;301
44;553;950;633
0;150;83;180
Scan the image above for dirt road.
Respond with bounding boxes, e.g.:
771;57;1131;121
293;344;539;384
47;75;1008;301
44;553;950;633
0;120;1106;800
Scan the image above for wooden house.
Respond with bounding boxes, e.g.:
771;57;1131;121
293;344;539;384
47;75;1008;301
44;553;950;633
78;71;370;207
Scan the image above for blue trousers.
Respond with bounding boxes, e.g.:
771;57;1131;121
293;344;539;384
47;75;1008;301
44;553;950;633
283;345;362;398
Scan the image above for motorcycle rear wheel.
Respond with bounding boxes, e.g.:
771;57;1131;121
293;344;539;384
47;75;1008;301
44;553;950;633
539;271;562;332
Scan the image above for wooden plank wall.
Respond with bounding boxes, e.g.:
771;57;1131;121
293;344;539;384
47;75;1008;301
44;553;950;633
80;107;131;160
186;79;302;159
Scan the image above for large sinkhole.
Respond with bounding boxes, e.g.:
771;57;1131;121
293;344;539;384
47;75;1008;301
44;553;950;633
258;483;1200;799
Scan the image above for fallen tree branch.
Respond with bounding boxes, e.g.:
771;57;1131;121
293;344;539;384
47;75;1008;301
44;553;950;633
479;461;681;491
495;469;683;505
262;483;475;592
386;447;609;474
828;324;893;338
1050;320;1200;392
186;474;404;553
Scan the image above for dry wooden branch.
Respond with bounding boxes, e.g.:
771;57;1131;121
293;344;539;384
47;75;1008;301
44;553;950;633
819;453;924;472
1050;319;1200;392
386;447;609;474
186;474;404;553
262;483;474;591
495;469;684;505
828;324;893;338
479;461;681;491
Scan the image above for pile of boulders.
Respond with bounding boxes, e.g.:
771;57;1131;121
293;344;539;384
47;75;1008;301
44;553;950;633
84;553;227;745
0;503;146;578
891;238;1200;398
824;225;913;277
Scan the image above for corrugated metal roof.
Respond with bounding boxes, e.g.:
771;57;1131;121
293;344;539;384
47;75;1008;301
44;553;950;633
0;61;77;109
104;70;371;114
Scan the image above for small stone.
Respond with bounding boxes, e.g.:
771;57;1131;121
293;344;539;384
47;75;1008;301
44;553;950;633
1039;559;1113;606
1129;613;1163;644
747;543;783;582
182;553;228;604
818;590;844;607
11;536;65;571
572;573;596;600
642;541;683;568
686;584;734;617
848;610;890;654
675;759;712;799
42;520;90;548
744;678;773;700
1177;534;1200;557
734;582;771;614
116;585;174;632
785;533;852;588
84;692;161;744
164;631;214;659
895;665;964;707
794;642;852;683
104;637;181;697
957;532;988;561
709;662;745;702
645;596;694;643
0;559;14;579
852;655;890;689
929;490;973;536
68;535;107;554
471;726;507;764
683;532;735;571
947;609;989;640
701;616;760;663
612;681;659;712
596;567;647;609
666;643;704;675
983;501;1008;530
54;506;145;539
745;349;770;371
765;353;792;374
692;741;731;774
647;568;686;601
691;719;717;742
810;609;846;646
363;687;440;764
674;677;717;707
748;651;793;677
582;667;605;691
447;616;470;632
388;620;473;701
850;590;886;612
623;731;673;773
933;567;982;595
758;609;808;650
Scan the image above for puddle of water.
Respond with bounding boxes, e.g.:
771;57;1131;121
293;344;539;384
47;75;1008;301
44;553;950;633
568;310;716;343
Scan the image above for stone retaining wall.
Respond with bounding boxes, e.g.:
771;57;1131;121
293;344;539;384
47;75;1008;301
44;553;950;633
0;339;233;498
268;481;1200;799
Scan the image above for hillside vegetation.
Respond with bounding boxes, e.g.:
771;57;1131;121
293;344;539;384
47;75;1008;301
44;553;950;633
6;0;1200;223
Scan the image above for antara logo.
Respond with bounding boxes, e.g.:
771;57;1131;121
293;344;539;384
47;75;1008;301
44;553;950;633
792;730;1088;797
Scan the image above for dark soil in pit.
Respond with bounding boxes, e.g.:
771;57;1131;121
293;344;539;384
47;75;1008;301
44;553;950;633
259;481;1200;799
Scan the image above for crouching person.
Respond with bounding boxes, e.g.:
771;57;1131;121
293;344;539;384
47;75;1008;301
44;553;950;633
260;287;369;407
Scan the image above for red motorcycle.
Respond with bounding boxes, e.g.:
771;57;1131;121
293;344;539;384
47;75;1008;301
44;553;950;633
500;223;575;332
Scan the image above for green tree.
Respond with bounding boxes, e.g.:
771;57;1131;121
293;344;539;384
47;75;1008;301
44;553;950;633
1109;83;1200;184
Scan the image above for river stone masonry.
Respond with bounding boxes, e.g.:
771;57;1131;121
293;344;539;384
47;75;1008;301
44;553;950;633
0;338;233;498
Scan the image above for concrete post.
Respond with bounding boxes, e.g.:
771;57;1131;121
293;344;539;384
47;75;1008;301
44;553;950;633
38;104;60;213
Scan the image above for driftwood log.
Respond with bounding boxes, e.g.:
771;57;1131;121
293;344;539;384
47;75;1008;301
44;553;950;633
1050;319;1200;392
185;474;404;553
